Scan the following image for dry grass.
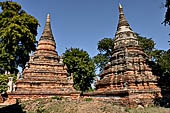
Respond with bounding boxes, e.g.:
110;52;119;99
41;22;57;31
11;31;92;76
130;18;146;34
1;97;170;113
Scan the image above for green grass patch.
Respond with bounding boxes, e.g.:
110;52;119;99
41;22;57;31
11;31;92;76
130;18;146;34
84;98;93;101
51;96;62;100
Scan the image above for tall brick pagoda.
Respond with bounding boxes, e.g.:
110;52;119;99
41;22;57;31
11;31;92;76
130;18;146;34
95;3;159;91
8;14;78;100
84;3;161;106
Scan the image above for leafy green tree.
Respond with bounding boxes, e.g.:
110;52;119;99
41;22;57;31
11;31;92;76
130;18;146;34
63;48;96;92
151;49;170;76
97;38;113;56
163;0;170;42
136;33;155;57
159;50;170;74
93;38;113;72
0;1;39;74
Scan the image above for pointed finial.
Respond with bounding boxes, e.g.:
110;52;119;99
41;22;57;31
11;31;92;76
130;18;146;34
46;13;50;23
119;1;123;14
119;2;122;9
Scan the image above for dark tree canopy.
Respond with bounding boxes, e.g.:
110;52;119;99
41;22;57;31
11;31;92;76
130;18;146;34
159;49;170;75
63;48;96;92
0;1;39;74
93;38;113;72
136;33;155;57
163;0;170;26
151;49;170;76
97;38;113;56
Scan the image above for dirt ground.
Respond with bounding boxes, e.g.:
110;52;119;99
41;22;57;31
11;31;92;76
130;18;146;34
0;97;170;113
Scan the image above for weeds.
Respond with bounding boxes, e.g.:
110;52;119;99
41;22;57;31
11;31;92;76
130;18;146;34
51;96;62;100
84;98;93;101
36;107;45;113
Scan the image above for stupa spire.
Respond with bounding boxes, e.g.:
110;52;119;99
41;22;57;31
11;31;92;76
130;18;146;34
119;1;123;14
40;13;54;41
37;14;56;51
117;2;131;32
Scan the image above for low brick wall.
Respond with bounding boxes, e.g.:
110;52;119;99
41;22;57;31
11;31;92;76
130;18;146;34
7;91;81;102
6;89;162;107
83;89;161;107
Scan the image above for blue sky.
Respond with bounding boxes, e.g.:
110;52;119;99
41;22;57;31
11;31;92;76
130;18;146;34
2;0;169;57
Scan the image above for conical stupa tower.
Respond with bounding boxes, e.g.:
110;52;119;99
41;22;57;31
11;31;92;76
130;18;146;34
8;14;78;100
95;3;160;93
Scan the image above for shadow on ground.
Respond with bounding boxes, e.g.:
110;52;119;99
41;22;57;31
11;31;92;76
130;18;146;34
0;104;25;113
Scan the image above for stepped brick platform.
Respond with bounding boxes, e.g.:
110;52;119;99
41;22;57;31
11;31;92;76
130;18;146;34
7;14;80;101
84;3;161;107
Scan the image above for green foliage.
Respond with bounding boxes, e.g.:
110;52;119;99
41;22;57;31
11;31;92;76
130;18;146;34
152;49;170;76
97;38;113;56
0;74;16;94
84;98;93;101
51;96;62;100
0;1;39;73
93;38;113;72
93;54;109;72
163;0;170;26
36;107;45;113
63;48;96;92
158;50;170;74
136;33;155;57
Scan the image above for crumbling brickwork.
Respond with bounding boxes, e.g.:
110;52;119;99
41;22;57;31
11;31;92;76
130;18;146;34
87;3;161;107
8;14;80;100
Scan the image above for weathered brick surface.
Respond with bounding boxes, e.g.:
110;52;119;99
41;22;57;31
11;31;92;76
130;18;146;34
7;14;80;100
92;3;161;107
83;89;161;107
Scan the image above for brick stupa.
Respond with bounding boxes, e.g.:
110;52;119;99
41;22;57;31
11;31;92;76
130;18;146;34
8;14;79;100
84;3;161;106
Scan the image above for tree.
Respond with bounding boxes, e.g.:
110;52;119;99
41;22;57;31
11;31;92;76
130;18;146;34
0;1;39;74
136;33;155;57
151;49;170;76
163;0;170;26
93;38;113;72
159;50;170;75
63;48;96;92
